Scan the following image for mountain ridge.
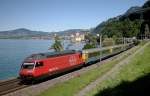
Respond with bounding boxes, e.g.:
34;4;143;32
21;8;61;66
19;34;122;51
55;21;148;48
0;28;89;39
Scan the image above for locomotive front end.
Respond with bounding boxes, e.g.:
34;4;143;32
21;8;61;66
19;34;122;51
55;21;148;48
19;61;35;81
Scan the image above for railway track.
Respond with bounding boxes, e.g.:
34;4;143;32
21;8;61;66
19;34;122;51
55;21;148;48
0;78;19;86
0;78;29;96
0;51;121;96
0;44;134;96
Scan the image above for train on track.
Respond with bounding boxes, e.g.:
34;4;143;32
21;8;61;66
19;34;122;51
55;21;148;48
19;43;134;82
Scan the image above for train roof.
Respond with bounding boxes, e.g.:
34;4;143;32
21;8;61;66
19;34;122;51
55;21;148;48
26;50;76;60
82;43;132;54
43;50;76;57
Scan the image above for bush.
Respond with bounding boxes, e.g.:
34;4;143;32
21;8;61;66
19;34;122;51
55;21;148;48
83;43;95;49
133;40;140;46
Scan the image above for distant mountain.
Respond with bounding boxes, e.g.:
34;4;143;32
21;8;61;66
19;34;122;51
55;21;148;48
124;6;141;16
56;29;89;35
93;16;121;34
0;28;51;39
0;28;89;39
143;0;150;8
59;29;88;33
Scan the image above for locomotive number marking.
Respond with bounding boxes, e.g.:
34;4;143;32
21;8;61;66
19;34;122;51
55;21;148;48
69;56;77;65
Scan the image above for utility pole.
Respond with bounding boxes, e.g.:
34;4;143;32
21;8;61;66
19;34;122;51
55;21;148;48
123;37;126;50
97;34;102;66
100;35;102;63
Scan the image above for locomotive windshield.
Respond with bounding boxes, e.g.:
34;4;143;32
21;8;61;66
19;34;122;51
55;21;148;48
22;63;35;69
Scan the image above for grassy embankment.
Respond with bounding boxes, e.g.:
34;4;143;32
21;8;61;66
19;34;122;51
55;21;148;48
85;41;150;96
37;41;147;96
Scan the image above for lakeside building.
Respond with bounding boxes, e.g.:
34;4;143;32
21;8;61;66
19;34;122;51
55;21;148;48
70;32;85;42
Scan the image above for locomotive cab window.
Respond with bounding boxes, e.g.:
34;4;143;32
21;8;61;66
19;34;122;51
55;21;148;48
22;63;35;69
35;62;43;67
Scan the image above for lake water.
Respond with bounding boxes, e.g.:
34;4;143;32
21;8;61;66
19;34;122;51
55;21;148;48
0;39;84;80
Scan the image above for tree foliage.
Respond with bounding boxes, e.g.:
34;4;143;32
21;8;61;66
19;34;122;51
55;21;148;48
94;18;143;38
83;43;96;49
49;35;64;52
83;33;97;49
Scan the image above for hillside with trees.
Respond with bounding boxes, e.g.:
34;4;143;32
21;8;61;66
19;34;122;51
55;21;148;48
93;1;150;38
94;18;143;38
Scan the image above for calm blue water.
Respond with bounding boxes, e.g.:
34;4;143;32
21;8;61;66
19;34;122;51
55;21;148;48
0;39;84;80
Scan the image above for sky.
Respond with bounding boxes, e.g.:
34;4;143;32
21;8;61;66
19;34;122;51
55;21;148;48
0;0;146;32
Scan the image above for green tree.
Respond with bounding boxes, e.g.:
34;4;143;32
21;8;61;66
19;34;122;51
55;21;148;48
83;43;95;49
119;19;142;37
83;33;97;49
49;35;64;52
84;33;97;44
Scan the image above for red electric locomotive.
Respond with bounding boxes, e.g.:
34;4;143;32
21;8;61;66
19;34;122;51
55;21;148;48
19;50;83;81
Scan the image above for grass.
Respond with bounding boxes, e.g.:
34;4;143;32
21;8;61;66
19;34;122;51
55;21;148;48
37;43;142;96
85;41;150;96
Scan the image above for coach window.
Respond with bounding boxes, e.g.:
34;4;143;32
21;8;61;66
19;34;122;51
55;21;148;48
35;62;43;67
